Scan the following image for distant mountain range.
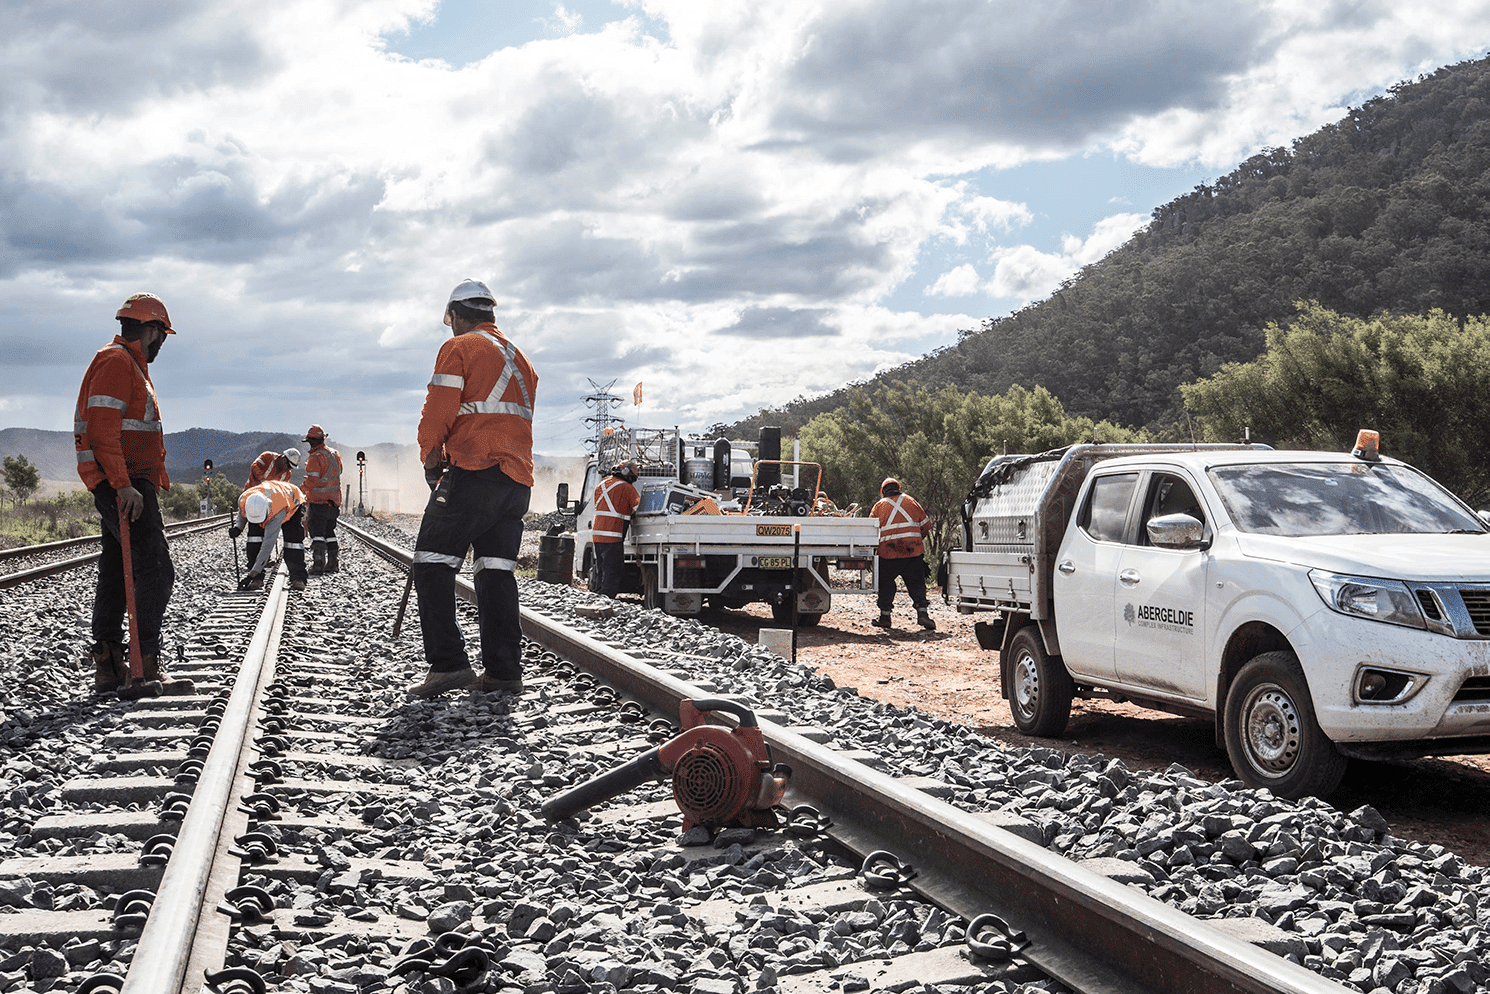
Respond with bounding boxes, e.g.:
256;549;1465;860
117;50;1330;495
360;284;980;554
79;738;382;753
0;427;583;498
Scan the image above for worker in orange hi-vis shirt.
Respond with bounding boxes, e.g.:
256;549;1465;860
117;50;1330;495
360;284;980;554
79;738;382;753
243;447;299;489
869;477;936;632
301;425;343;574
73;292;190;695
406;279;538;700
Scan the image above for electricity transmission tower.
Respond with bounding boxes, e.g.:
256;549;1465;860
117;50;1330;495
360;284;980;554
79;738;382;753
582;379;624;455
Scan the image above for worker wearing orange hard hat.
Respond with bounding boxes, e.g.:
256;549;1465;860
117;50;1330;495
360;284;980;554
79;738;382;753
590;461;640;598
301;425;343;575
407;279;539;699
870;477;936;631
73;293;189;694
229;479;309;591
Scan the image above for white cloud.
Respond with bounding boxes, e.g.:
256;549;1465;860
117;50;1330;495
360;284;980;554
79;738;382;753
925;264;982;298
1;0;1488;451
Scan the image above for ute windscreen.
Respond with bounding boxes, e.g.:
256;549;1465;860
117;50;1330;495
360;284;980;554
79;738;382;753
1208;463;1485;537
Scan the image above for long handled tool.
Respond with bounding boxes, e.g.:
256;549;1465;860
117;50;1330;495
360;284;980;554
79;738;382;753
231;525;241;587
116;505;163;700
392;564;416;638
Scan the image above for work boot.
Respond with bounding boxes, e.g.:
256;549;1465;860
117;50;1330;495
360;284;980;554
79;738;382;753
475;673;523;694
326;546;339;573
917;610;937;632
309;546;326;575
406;667;477;699
870;613;893;629
290;578;307;591
240;574;265;591
90;643;125;694
143;653;196;696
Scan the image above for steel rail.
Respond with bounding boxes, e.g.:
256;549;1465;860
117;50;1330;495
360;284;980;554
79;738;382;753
0;514;231;560
0;517;230;589
345;520;1348;994
119;567;290;994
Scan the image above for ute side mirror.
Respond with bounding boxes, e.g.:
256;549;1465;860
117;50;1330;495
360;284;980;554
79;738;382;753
556;483;569;512
1147;512;1210;551
1478;510;1490;527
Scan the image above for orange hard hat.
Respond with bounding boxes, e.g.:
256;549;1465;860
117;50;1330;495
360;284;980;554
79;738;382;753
880;478;901;497
304;425;326;441
115;292;175;333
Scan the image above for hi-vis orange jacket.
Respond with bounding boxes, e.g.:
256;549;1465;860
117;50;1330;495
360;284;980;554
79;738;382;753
74;336;171;492
304;444;343;506
871;493;930;559
237;480;305;526
418;323;538;486
245;451;292;489
592;476;640;543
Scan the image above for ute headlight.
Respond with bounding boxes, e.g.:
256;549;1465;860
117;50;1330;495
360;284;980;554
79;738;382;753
1309;571;1425;629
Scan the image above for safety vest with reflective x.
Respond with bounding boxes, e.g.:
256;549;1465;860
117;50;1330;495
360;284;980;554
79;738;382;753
592;476;640;542
873;493;928;559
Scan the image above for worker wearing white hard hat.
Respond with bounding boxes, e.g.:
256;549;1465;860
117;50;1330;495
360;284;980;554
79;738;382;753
244;447;300;489
228;479;309;591
407;278;539;699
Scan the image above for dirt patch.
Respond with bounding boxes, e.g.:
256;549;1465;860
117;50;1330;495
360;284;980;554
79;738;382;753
689;588;1490;869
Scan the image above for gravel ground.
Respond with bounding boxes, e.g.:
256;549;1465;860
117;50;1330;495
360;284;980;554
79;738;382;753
1;520;1488;993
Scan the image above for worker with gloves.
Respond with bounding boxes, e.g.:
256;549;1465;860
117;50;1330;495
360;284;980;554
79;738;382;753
870;478;936;631
590;461;639;598
73;292;190;694
407;278;539;699
301;425;343;574
229;480;309;591
244;448;299;489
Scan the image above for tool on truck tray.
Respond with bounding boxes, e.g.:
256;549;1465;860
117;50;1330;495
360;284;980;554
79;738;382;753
541;699;790;832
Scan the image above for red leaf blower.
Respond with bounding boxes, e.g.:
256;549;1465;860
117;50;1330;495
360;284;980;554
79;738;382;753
541;699;790;833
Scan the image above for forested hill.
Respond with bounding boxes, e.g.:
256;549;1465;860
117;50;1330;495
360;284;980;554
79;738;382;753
729;54;1490;436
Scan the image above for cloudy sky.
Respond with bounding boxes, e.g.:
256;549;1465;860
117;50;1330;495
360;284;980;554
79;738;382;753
4;0;1489;458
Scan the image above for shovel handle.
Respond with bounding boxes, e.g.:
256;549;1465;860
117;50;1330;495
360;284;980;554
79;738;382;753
117;505;145;682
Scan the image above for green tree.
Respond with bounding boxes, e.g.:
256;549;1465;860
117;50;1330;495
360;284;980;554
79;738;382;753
2;454;41;505
158;477;244;520
1181;301;1490;504
800;381;1143;565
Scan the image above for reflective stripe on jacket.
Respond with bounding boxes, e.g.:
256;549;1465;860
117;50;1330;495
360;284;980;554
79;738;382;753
871;493;929;559
418;324;538;487
304;445;343;505
74;337;170;492
237;480;305;528
592;476;640;542
245;451;292;489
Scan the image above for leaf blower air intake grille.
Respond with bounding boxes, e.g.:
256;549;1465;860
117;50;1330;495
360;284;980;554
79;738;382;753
673;743;744;825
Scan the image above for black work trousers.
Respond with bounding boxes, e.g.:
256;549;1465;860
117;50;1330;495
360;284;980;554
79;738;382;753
413;465;530;679
307;503;339;550
877;555;929;613
592;540;625;598
92;480;175;656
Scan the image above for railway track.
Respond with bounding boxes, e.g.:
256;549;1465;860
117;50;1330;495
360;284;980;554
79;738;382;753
0;515;232;587
0;521;1475;994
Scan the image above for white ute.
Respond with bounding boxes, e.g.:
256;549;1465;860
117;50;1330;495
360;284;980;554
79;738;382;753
942;434;1490;798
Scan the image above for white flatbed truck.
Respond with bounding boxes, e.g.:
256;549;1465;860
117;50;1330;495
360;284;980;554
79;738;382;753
942;438;1490;798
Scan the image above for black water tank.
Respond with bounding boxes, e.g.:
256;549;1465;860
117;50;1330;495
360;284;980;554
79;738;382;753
758;427;781;488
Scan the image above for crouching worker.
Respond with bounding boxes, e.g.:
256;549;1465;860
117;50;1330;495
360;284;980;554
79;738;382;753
229;479;309;591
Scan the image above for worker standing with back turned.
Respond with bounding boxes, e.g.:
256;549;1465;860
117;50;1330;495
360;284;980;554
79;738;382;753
302;425;343;574
590;461;639;598
870;477;937;631
73;293;190;694
407;279;539;699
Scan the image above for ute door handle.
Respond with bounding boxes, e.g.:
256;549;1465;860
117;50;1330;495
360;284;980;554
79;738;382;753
1057;560;1076;575
1119;568;1140;586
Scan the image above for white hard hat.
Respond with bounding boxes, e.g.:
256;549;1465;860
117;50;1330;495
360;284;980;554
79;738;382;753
283;447;301;467
245;491;272;524
448;279;494;304
444;279;495;327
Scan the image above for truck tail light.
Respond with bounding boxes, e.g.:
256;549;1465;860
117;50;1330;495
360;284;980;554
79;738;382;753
838;558;871;570
676;558;705;568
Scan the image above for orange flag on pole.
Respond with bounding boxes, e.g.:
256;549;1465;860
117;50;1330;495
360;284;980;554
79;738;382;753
633;382;643;405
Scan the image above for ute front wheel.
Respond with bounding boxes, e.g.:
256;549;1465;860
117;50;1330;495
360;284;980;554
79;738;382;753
1007;626;1072;737
1224;651;1346;800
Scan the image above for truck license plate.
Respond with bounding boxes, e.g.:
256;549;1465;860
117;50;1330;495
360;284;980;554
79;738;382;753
758;557;792;569
756;524;792;537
